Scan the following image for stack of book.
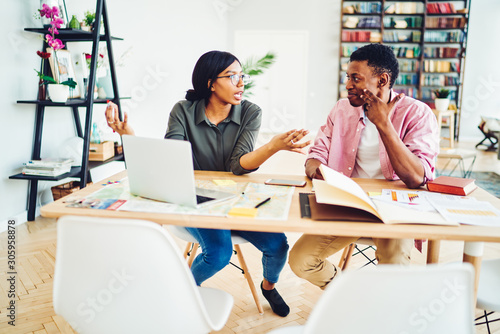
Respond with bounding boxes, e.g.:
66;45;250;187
22;159;73;177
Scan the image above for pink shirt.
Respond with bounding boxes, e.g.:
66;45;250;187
307;92;439;184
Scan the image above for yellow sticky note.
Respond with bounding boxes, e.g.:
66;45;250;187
213;179;237;186
368;192;382;197
228;207;258;218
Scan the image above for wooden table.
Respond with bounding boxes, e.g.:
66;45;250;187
41;170;500;297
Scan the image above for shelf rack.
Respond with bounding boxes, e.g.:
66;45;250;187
10;0;123;221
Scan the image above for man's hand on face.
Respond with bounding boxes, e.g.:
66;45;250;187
359;89;404;128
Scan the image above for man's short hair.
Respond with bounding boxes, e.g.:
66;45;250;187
350;43;399;89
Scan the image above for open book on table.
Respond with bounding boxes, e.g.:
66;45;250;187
312;165;457;226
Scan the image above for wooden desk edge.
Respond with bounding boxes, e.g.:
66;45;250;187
40;170;500;242
41;170;500;306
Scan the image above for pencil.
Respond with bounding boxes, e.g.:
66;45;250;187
255;197;271;208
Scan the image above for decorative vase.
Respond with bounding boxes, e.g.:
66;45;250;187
48;84;69;103
434;98;450;112
69;15;81;30
38;79;46;101
97;73;114;99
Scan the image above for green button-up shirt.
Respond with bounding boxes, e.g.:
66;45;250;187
165;99;262;175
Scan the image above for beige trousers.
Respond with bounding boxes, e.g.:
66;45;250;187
289;235;412;289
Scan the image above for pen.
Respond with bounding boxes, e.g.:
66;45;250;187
255;197;271;208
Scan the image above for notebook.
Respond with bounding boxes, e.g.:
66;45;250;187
122;135;237;208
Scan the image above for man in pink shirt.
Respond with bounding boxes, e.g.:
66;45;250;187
289;43;439;289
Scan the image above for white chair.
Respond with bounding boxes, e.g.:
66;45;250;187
476;258;500;333
53;216;233;334
437;148;477;178
167;225;264;314
268;264;475;334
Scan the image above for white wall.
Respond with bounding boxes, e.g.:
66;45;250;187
227;0;341;133
460;0;500;139
1;0;497;225
1;0;227;225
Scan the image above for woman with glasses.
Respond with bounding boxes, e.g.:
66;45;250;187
106;50;310;317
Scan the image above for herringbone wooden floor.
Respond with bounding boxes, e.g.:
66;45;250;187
1;141;499;334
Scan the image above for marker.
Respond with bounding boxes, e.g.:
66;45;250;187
255;197;271;208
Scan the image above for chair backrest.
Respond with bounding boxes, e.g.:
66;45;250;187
477;258;500;312
53;215;222;334
304;264;475;334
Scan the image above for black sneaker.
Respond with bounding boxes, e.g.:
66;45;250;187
260;281;290;317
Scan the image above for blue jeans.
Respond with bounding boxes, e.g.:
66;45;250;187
185;227;289;286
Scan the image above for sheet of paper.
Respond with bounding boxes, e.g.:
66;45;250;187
374;189;437;212
231;183;295;220
373;190;479;213
373;199;457;225
431;198;500;227
319;165;377;211
313;179;381;219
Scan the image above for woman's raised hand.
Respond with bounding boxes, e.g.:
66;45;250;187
269;129;311;154
105;101;135;136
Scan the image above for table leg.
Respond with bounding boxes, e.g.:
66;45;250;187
463;241;484;303
426;240;441;264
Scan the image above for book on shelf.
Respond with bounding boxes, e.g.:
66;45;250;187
426;3;456;14
423;60;460;73
424;31;465;43
21;158;73;176
26;158;73;168
427;176;477;196
311;165;455;225
385;2;424;14
22;167;71;177
426;17;466;29
343;2;381;14
424;47;459;58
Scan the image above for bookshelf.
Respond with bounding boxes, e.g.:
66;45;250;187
10;0;123;221
339;0;470;138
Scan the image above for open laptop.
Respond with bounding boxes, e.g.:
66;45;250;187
122;135;237;208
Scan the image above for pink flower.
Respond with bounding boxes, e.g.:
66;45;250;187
51;39;65;50
35;3;75;88
45;34;64;50
51;6;60;17
48;26;58;35
52;17;64;29
39;4;51;18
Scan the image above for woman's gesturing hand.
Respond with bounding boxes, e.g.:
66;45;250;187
105;101;135;136
269;129;311;154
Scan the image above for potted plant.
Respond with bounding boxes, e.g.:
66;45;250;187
241;52;276;97
36;4;76;102
81;10;95;31
433;88;450;112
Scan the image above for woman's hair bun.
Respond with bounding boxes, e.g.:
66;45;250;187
185;89;202;101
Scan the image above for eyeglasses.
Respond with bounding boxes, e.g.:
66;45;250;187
216;74;251;86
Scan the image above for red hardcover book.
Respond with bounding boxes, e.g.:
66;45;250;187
427;176;477;196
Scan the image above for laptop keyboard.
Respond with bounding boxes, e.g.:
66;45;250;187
196;195;214;204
